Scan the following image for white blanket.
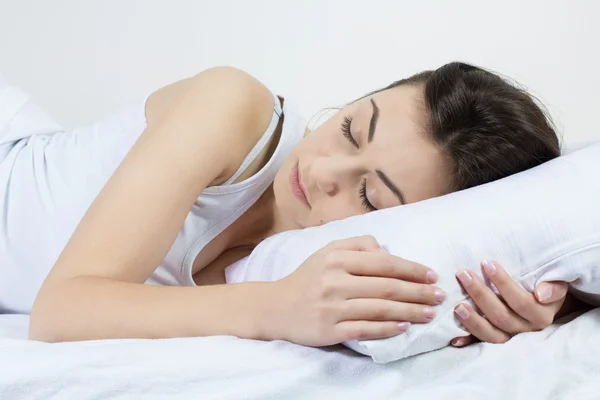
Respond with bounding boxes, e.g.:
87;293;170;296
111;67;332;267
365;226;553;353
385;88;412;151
0;310;598;399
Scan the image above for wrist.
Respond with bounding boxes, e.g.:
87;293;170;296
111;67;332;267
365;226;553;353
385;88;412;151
239;281;286;342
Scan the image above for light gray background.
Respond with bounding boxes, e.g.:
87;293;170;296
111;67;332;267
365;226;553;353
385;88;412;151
1;0;598;145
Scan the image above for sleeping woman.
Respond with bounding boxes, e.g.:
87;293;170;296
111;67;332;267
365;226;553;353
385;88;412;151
0;62;569;347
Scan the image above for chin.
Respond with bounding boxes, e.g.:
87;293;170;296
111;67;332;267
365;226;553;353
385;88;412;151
271;171;294;224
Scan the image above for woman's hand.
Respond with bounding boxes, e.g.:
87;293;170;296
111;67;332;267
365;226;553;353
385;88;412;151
271;235;444;347
450;260;568;347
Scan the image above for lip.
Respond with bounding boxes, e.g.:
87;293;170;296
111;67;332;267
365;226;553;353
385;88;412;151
290;163;311;208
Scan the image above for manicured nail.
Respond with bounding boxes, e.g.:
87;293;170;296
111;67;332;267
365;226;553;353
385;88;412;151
434;289;446;303
397;322;411;332
455;304;470;320
427;270;439;283
451;338;465;347
424;307;435;320
482;260;497;276
457;270;472;286
536;285;553;303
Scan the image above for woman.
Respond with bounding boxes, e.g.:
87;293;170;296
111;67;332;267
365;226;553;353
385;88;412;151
0;62;568;347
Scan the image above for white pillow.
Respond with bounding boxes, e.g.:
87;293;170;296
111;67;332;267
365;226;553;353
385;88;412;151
226;142;600;363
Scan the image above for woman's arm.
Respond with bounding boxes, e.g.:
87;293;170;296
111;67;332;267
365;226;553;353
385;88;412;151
29;67;279;342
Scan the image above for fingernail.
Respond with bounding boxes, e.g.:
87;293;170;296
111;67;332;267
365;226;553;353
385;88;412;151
482;260;496;276
457;270;472;286
397;322;411;332
455;304;470;320
434;289;446;303
378;245;389;254
424;307;435;320
451;338;465;347
427;270;439;283
536;285;553;303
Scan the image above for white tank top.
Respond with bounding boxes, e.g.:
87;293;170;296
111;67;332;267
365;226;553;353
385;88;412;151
0;78;307;314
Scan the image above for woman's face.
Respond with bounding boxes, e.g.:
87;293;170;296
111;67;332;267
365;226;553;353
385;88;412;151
272;84;450;230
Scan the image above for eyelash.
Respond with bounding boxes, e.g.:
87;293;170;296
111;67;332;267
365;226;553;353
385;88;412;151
341;116;359;148
359;179;377;212
341;116;375;212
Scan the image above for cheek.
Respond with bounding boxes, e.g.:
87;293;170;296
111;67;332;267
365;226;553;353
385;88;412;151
306;122;343;152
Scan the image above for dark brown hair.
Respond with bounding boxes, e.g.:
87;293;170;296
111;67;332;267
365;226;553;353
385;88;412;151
372;62;561;191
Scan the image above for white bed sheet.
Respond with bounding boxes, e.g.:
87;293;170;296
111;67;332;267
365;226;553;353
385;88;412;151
0;309;598;400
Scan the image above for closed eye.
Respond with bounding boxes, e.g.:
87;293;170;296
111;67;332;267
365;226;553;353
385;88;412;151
359;179;377;212
341;116;359;148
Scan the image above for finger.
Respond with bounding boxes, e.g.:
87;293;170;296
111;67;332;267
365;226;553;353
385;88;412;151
535;281;569;304
334;250;437;283
327;235;381;252
335;320;410;342
450;335;477;347
457;269;530;334
454;303;511;344
480;261;554;326
340;298;436;323
345;275;445;305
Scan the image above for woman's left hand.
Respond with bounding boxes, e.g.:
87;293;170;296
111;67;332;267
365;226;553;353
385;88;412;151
450;260;568;347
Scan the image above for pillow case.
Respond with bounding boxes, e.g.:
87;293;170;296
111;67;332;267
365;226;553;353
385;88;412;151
226;142;600;363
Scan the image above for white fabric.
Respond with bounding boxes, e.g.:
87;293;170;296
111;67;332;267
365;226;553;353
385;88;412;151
0;75;306;314
0;310;598;399
226;142;600;363
0;79;63;147
0;82;147;314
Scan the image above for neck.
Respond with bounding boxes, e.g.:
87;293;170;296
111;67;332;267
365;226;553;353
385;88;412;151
228;184;288;250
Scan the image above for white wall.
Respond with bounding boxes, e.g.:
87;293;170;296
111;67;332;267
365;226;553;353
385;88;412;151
1;0;598;145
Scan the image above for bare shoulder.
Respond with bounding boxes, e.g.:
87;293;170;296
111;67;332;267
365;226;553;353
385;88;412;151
145;66;276;185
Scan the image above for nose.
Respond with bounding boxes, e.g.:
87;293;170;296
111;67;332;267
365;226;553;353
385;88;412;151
317;179;337;196
310;155;360;196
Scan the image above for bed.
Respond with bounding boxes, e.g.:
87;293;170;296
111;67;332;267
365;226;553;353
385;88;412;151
0;309;598;399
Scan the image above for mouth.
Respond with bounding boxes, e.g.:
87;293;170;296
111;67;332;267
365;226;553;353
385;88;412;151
290;162;311;208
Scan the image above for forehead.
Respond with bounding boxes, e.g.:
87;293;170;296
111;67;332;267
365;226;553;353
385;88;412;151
356;84;450;201
365;84;427;130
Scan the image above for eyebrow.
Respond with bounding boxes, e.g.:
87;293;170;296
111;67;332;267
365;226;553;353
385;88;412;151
376;170;406;205
367;98;379;143
367;99;406;205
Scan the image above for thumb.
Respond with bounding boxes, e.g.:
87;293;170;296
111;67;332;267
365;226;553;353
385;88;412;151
535;281;569;304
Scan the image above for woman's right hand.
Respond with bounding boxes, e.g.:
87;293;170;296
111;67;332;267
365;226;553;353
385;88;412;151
270;235;445;347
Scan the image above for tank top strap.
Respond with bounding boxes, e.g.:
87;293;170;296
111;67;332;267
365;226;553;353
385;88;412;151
223;92;282;185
